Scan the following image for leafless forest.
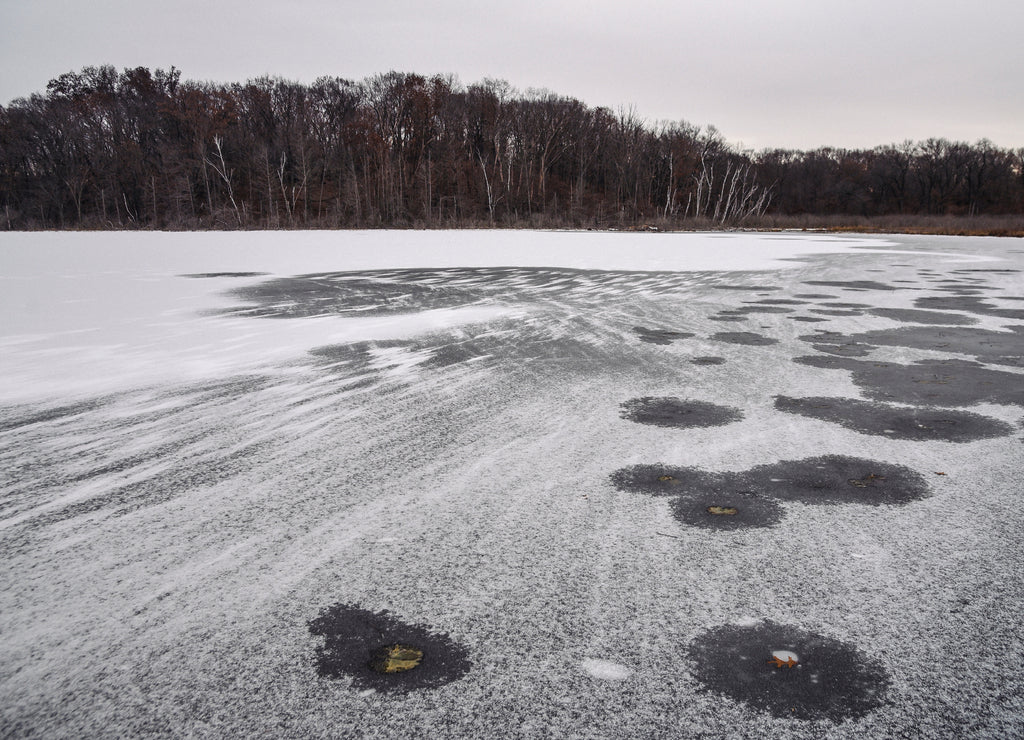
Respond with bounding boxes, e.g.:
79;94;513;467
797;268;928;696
2;66;1022;231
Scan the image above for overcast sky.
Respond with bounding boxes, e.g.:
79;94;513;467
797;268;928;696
2;0;1021;150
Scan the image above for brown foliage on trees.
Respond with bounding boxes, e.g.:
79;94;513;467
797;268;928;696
1;66;1021;230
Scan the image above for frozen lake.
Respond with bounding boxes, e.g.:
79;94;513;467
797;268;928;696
1;230;1023;738
0;230;898;402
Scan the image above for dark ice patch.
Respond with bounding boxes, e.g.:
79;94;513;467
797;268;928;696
609;455;927;532
803;280;899;291
810;309;864;316
619;397;743;428
751;455;930;505
915;296;1024;320
806;341;874;357
709;315;747;322
0;399;107;434
633;326;695;345
710;332;778;346
730;306;795;314
691;356;727;366
168;375;274;403
613;456;929;508
14;440;271;534
421;343;488;368
180;272;270;278
307;341;417;388
216;274;483;318
711;285;781;291
795;356;864;370
821;302;872;308
308;604;472;693
933;287;986;295
789;316;830;323
310;341;390;367
670;491;785;530
867;308;978;325
688;620;890;721
308;341;407;379
742;299;810;305
793;355;1024;406
794;293;838;299
310;316;646;378
774;395;1014;442
845;325;1024;367
609;463;712;497
796;324;1024;368
63;443;190;485
416;331;615;370
331;265;709;303
608;464;782;528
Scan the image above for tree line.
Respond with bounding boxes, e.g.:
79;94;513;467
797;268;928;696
1;65;1022;230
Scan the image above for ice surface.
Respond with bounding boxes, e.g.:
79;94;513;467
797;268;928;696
0;230;900;403
1;231;1022;738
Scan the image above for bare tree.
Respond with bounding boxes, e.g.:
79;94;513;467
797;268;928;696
206;135;242;225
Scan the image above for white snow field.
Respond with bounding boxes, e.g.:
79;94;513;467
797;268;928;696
1;230;1022;738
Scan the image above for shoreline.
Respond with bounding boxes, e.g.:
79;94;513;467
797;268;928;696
3;216;1023;238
